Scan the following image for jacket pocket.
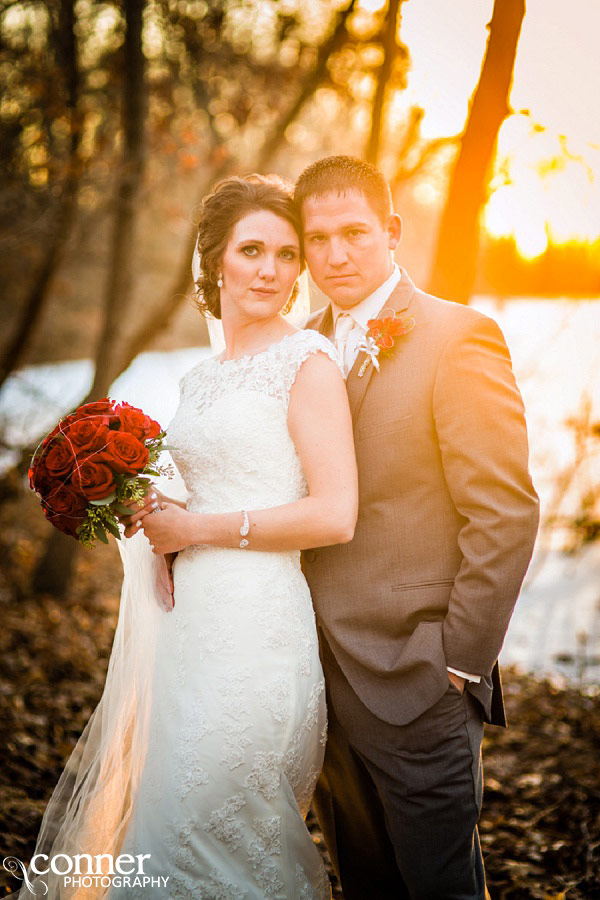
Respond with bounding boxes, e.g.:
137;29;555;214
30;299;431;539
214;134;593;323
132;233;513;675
391;578;455;591
389;579;454;629
359;414;413;440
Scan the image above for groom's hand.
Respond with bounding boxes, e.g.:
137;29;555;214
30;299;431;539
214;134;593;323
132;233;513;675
448;671;466;693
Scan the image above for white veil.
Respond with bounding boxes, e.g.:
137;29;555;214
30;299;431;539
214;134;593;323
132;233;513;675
12;530;170;898
10;229;309;899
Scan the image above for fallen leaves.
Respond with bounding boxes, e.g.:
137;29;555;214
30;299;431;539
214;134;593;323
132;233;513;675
0;488;599;898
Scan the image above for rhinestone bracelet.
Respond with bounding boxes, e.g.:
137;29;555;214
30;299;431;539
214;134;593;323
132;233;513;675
240;509;250;549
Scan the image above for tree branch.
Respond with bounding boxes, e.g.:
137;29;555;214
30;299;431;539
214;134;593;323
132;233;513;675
365;0;404;166
256;0;359;172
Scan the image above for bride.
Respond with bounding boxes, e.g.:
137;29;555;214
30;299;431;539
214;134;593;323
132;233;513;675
16;174;358;899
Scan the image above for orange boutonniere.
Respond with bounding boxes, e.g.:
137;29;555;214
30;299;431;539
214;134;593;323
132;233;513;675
356;311;416;377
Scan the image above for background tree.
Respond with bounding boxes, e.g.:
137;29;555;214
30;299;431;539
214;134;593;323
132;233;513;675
85;0;146;403
0;0;83;390
428;0;526;303
33;0;147;594
365;0;405;166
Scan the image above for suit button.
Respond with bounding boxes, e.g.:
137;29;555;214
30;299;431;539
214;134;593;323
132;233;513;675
304;549;317;562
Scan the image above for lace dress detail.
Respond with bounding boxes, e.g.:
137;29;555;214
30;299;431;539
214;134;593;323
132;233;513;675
109;330;337;899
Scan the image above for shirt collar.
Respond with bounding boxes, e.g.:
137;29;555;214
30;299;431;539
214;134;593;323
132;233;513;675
331;264;402;331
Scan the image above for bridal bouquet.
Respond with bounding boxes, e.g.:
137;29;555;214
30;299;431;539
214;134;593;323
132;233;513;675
29;398;173;548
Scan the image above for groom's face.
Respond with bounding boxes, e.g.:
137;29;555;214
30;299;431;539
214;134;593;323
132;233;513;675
301;189;401;308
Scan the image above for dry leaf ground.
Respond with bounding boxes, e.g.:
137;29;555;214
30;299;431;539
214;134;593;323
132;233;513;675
0;484;598;899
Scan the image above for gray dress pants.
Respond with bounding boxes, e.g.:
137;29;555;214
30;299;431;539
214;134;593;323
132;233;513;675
313;637;490;900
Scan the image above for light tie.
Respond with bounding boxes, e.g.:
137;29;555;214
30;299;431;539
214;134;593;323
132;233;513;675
334;313;355;376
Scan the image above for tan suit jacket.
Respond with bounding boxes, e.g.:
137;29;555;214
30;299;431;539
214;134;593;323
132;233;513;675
302;270;539;726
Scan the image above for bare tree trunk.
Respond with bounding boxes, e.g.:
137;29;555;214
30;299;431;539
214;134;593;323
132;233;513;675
34;0;146;597
0;0;82;391
86;0;146;401
365;0;404;166
428;0;525;304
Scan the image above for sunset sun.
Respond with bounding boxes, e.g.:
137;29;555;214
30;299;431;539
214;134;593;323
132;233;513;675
483;116;600;259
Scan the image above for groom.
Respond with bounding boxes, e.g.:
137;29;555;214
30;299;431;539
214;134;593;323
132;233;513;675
296;156;539;899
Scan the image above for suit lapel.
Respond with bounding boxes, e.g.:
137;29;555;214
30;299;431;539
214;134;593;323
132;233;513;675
345;269;417;424
313;304;334;340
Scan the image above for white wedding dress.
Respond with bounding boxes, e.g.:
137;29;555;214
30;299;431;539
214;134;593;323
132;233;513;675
109;329;339;899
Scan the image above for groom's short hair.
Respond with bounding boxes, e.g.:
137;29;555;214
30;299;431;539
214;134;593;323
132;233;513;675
294;155;392;225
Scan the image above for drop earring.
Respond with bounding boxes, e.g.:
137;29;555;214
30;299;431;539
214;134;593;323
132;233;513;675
217;274;223;288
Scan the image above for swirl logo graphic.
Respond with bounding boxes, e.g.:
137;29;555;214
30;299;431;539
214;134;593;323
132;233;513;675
3;856;48;895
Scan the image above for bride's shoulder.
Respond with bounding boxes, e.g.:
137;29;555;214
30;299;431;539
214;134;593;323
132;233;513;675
288;328;339;362
280;329;343;389
178;354;214;395
293;328;337;361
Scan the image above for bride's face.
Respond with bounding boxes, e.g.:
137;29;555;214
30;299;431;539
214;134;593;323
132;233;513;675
219;210;301;322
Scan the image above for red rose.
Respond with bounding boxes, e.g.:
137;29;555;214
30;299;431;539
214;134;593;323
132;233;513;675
115;402;161;440
98;431;149;475
29;457;55;496
43;505;86;539
42;423;61;447
67;419;111;454
74;398;114;417
44;439;77;477
73;399;119;428
71;459;116;500
41;413;77;447
42;425;59;447
44;483;88;517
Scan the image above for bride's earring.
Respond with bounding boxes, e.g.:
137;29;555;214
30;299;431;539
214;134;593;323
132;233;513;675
217;274;223;288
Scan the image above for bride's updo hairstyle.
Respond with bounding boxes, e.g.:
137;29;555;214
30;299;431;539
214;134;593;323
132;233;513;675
193;173;303;320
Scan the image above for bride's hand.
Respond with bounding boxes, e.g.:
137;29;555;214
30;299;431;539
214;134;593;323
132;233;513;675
153;550;177;611
121;489;168;537
139;503;192;555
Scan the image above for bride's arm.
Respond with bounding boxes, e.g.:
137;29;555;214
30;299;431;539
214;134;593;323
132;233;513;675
136;351;358;554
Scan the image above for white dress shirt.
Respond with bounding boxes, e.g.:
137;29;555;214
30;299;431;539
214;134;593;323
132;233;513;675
330;264;481;686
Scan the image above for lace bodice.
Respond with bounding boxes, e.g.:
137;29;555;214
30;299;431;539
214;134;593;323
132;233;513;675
166;330;341;515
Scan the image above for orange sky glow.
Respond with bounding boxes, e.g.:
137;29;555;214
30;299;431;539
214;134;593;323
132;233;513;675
396;0;600;257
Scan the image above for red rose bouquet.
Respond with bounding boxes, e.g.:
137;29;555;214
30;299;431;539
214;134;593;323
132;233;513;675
29;398;174;547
